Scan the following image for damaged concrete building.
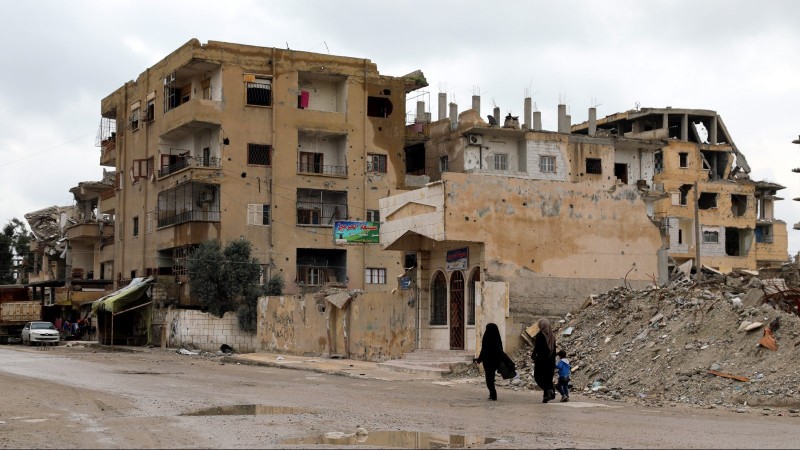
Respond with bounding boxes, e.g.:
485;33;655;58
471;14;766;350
572;107;788;272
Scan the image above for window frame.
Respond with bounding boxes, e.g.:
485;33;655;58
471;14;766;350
493;153;508;171
585;157;602;175
679;152;689;168
365;268;386;284
366;209;380;223
247;143;272;166
703;230;719;243
132;216;139;238
245;75;272;107
247;204;271;226
539;155;556;173
367;154;387;173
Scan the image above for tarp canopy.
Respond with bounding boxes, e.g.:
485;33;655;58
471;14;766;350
91;277;155;315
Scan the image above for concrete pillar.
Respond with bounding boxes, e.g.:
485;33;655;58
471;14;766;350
565;114;571;134
524;97;532;129
662;113;669;132
681;114;689;141
472;95;480;115
533;111;542;131
493;107;500;127
438;93;447;121
588;107;597;136
416;101;425;123
449;102;458;130
709;116;718;144
557;104;567;133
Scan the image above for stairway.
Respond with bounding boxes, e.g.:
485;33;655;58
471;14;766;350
378;349;475;377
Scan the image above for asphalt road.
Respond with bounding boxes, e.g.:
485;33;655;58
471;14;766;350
1;344;798;449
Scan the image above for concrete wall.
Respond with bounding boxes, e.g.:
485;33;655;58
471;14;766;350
525;138;568;181
257;290;416;361
165;308;258;353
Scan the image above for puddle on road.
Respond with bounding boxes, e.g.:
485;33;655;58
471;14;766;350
283;431;496;448
182;404;314;416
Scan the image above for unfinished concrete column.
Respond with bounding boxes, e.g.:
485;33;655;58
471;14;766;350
416;101;426;123
438;93;447;121
533;110;542;131
449;102;458;130
565;113;571;134
681;114;689;141
662;113;669;132
472;95;480;115
709;116;718;144
588;107;597;136
557;104;567;133
493;107;500;127
524;97;532;129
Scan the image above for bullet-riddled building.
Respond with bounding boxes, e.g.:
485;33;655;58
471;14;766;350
98;39;426;302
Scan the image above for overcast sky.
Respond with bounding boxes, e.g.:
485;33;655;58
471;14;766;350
1;0;798;255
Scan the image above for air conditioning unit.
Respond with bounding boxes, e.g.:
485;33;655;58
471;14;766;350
467;134;482;145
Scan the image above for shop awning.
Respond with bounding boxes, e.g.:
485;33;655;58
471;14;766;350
91;277;155;315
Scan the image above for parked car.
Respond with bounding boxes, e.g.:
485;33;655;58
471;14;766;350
21;321;60;346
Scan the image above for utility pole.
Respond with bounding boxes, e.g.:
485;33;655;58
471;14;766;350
693;181;703;281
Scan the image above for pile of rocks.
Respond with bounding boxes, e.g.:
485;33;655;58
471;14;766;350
504;271;800;413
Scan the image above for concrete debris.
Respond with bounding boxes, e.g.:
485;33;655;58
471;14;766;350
500;269;800;412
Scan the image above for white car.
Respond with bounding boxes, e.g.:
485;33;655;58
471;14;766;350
21;321;60;346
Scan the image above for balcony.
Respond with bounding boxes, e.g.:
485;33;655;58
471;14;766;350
99;188;115;214
158;155;221;179
99;137;117;166
65;222;114;243
157;182;220;229
161;98;223;137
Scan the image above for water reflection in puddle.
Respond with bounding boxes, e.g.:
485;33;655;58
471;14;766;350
283;431;496;448
182;404;314;416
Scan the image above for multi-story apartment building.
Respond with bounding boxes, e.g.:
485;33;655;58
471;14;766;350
572;107;788;272
98;39;427;302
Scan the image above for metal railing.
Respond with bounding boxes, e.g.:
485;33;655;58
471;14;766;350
157;209;221;228
297;163;348;176
158;156;220;178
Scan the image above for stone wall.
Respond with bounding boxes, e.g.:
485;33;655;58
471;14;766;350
165;308;258;353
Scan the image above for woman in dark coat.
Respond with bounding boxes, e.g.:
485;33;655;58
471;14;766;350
474;322;513;401
532;318;557;403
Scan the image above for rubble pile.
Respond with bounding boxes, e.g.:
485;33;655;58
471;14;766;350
507;271;800;412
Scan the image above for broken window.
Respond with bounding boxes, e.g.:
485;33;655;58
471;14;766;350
245;76;272;106
679;152;688;168
299;152;324;174
679;184;692;206
539;155;555;173
404;143;426;175
130;107;140;131
698;192;718;210
131;158;153;183
296;248;346;286
493;153;508;171
296;188;347;226
367;96;393;118
248;144;272;166
247;204;270;226
365;268;386;284
431;271;447;326
725;228;745;256
654;151;664;174
585;158;602;174
678;229;683;245
366;209;379;223
755;224;773;244
703;230;718;243
440;156;449;173
145;98;155;122
614;163;628;184
731;194;747;217
367;154;387;173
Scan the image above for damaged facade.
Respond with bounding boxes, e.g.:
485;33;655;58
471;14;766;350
95;39;426;345
572;108;788;272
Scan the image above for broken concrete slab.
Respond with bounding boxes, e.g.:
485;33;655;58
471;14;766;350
742;288;764;308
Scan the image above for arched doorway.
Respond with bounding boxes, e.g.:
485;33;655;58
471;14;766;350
449;271;465;350
467;267;480;327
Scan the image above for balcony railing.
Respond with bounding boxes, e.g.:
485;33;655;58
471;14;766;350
158;156;220;178
157;209;221;228
297;163;348;176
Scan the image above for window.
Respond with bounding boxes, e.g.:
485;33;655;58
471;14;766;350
539;155;555;173
130;108;140;131
366;209;380;222
679;184;692;206
430;271;447;326
299;152;324;174
367;96;393;117
247;204;270;226
145;98;155;122
679;152;688;168
132;216;139;237
131;158;153;183
296;188;347;226
678;229;683;245
703;231;719;243
367;154;387;173
654;151;664;174
493;153;508;171
145;212;154;234
365;268;386;284
586;158;602;174
245;76;272;106
248;144;272;166
698;192;718;210
439;156;449;173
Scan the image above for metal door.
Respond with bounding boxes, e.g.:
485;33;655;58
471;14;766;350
449;271;465;350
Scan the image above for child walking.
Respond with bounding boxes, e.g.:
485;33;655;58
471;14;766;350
555;349;571;402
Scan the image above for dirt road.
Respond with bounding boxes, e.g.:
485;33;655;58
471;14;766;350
1;345;798;449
